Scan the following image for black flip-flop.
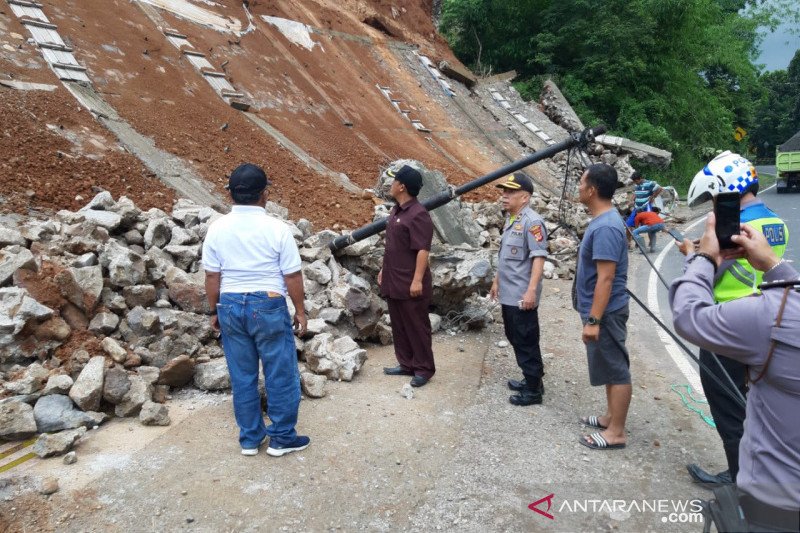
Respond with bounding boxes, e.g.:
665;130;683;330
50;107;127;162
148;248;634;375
579;432;626;450
580;415;608;430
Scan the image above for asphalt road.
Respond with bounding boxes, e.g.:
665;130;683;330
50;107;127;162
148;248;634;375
633;181;799;388
663;183;799;273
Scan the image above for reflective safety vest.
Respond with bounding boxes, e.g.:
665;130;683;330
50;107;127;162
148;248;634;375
714;202;789;303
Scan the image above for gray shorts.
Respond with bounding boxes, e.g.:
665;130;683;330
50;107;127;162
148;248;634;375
585;305;631;386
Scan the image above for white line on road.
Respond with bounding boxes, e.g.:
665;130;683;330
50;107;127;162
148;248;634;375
646;182;777;395
647;216;706;395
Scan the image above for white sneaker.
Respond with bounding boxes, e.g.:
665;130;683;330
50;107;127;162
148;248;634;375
241;436;268;456
266;436;310;457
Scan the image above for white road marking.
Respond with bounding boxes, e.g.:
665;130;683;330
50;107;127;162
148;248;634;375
647;217;706;395
648;182;776;394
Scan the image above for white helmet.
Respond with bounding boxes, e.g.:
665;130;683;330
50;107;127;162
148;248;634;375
686;151;759;207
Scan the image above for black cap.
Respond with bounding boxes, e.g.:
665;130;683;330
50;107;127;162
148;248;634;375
225;163;270;193
388;165;423;196
495;172;533;193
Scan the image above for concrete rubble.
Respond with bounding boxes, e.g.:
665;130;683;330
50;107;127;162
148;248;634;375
0;127;618;456
540;79;585;133
33;427;86;458
0;190;505;456
373;160;483;248
538;79;672;168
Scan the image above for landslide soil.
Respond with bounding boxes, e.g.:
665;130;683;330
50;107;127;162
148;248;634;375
0;85;177;215
2;0;500;228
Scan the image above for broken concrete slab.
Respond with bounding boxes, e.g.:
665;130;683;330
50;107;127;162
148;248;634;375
3;362;49;395
540;79;585;133
55;265;103;313
438;60;476;88
375;160;482;248
102;366;131;405
594;134;673;167
0;79;58;92
300;371;326;398
114;375;152;417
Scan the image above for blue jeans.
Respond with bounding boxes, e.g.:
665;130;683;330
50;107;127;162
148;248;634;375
632;223;665;249
217;292;300;448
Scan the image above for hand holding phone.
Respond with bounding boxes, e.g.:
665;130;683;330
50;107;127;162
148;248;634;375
714;192;740;249
666;228;684;242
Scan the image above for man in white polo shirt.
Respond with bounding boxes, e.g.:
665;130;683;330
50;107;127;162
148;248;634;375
203;163;309;457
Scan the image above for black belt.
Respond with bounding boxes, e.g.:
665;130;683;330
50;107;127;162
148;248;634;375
740;492;800;532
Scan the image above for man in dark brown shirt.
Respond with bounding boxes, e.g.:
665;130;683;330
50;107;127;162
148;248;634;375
378;165;435;387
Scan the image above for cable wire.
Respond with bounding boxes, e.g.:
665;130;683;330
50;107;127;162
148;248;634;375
624;288;746;409
671;384;716;428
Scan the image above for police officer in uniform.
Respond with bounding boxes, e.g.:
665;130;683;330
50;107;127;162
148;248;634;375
671;216;800;533
682;151;790;486
489;172;549;406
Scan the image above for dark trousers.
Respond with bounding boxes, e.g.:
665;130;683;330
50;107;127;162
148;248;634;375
501;305;544;389
699;348;748;480
387;297;435;379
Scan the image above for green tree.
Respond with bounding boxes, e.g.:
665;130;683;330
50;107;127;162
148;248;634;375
751;50;800;156
440;0;796;187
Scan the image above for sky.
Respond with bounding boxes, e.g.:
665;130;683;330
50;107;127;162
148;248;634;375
758;23;799;71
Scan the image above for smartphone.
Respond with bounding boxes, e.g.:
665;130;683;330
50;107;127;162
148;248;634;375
666;228;684;242
714;192;740;249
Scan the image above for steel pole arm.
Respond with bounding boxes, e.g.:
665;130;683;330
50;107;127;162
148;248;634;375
329;125;606;251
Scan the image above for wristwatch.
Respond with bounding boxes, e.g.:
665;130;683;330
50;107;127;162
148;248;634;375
586;315;599;326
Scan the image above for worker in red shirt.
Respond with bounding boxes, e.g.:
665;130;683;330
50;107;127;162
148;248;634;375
631;207;665;253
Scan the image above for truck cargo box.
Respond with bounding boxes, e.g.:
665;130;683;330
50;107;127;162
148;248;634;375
776;140;800;193
776;150;800;172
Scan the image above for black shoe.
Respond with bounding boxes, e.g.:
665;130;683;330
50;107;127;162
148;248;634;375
383;366;414;376
508;378;527;392
410;375;429;387
508;378;545;394
509;390;542;406
686;464;733;487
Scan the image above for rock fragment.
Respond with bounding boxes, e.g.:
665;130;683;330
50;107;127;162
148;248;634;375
139;400;171;426
194;360;230;391
69;356;106;412
33;427;87;458
0;401;37;440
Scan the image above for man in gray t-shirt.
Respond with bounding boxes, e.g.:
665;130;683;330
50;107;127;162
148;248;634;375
575;163;632;451
576;215;629;318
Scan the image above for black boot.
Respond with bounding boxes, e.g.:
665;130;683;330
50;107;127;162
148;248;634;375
509;389;542;406
686;464;733;487
508;377;545;394
507;378;527;391
509;378;543;406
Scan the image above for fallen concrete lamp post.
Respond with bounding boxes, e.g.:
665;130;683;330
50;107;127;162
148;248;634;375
330;125;607;252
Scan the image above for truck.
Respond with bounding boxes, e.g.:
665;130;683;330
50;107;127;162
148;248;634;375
776;130;800;194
